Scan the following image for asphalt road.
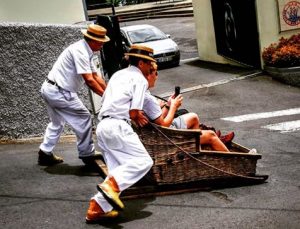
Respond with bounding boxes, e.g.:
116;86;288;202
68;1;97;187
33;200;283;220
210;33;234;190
1;17;300;229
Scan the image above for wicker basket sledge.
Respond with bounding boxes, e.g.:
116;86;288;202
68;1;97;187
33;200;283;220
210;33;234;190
134;123;267;185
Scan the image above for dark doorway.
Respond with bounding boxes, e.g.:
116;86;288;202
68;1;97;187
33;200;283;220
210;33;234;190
211;0;261;68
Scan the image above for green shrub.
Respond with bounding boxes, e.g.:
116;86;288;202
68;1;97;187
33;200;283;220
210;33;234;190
262;33;300;67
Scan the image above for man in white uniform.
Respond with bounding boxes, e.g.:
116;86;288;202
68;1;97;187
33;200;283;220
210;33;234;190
38;24;109;166
85;45;155;223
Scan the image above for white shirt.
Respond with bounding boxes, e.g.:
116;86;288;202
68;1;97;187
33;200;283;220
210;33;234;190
48;39;97;92
99;66;148;121
143;90;162;121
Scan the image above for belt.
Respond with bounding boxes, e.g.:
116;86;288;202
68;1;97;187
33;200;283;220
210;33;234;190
102;115;111;120
45;79;61;89
101;115;131;125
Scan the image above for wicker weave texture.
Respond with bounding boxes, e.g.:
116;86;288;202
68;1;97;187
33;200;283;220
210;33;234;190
135;124;261;185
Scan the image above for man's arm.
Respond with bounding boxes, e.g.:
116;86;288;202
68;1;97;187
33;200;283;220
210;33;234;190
129;109;149;127
92;72;106;91
82;73;106;96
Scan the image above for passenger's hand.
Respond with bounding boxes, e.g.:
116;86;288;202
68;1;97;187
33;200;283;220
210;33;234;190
167;95;172;106
167;93;178;105
170;94;183;109
158;99;165;108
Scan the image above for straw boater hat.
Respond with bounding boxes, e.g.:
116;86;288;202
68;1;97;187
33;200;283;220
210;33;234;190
81;24;110;43
126;44;156;62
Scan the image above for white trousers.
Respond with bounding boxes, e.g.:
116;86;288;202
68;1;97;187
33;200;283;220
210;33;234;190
92;118;153;212
39;81;94;157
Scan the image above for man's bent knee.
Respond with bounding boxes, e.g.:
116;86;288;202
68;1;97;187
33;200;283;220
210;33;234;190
142;155;153;173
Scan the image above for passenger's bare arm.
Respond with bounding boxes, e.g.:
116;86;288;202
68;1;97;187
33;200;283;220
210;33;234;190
154;95;183;127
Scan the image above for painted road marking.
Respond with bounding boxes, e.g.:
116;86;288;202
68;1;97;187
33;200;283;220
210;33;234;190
159;71;262;98
221;108;300;123
262;120;300;133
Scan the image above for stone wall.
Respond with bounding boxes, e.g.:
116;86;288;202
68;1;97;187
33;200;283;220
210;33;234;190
0;22;91;140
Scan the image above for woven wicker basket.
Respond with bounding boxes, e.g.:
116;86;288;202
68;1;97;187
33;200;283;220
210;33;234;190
134;123;262;185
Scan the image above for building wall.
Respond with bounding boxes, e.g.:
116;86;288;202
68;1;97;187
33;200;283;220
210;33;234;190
192;0;300;68
0;23;91;140
256;0;297;56
0;0;86;24
192;0;228;64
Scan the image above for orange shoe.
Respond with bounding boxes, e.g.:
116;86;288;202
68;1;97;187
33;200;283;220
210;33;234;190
86;199;119;223
97;178;124;211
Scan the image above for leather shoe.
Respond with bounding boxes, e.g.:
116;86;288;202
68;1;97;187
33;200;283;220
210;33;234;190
220;132;235;144
86;199;118;223
80;151;104;165
38;149;63;166
97;181;124;211
199;123;216;132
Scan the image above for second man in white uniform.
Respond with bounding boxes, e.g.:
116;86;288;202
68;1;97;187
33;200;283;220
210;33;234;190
85;45;156;223
38;24;109;166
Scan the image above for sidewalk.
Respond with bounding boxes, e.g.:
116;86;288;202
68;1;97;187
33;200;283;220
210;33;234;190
88;0;193;21
89;0;192;14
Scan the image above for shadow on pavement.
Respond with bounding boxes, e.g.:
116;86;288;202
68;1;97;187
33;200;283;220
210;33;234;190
88;197;155;227
43;163;102;177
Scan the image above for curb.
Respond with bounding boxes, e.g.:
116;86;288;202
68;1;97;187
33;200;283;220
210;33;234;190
0;135;77;145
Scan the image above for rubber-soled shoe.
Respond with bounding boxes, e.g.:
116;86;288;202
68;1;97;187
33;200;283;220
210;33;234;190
97;181;124;211
86;199;119;223
248;148;257;154
80;151;104;165
220;132;235;144
38;150;63;166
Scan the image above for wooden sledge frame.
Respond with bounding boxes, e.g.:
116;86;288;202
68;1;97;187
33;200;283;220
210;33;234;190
95;157;268;200
95;122;268;199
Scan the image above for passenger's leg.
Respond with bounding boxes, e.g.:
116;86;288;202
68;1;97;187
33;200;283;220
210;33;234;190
182;112;200;129
200;130;229;152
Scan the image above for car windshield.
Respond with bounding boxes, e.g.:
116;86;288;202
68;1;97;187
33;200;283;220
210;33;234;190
127;27;167;44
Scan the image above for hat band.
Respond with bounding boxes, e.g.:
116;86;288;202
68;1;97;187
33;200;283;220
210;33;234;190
130;49;154;58
87;31;106;39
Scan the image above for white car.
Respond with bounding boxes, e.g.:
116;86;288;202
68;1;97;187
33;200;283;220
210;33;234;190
120;24;180;67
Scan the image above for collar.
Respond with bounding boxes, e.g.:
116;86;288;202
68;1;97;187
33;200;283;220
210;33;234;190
82;39;94;58
127;65;149;88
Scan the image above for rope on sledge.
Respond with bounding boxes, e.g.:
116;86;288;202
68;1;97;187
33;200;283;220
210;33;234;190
149;122;266;181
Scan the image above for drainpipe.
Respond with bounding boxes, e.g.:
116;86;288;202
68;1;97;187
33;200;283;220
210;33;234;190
82;0;89;21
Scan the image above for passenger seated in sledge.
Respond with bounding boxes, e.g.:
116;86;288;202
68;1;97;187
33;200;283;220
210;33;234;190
155;96;234;145
143;62;233;152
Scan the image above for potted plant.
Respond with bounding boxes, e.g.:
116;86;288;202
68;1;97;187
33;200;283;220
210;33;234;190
262;33;300;87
